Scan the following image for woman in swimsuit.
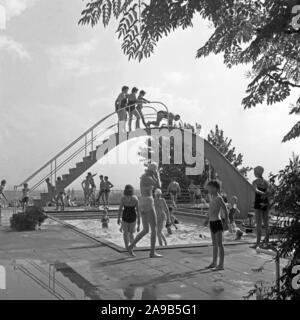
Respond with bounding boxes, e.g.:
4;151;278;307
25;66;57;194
118;185;140;249
154;189;171;246
251;166;270;248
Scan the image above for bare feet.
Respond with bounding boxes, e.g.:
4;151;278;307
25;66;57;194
127;246;135;257
213;265;224;271
205;263;216;269
149;252;163;258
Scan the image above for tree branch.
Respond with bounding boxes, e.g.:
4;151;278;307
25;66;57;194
267;74;300;88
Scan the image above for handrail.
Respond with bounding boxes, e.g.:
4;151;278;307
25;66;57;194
16;102;165;187
29;112;158;192
22;109;159;192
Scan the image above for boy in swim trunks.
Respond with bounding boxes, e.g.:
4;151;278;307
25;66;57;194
127;87;140;131
194;185;202;208
250;166;270;249
167;179;181;208
147;111;181;128
0;179;8;206
205;180;229;270
96;175;106;207
87;172;97;206
165;206;179;235
136;90;149;128
21;183;30;211
188;180;197;205
55;177;65;211
81;176;90;206
101;208;110;228
103;176;114;209
154;189;171;246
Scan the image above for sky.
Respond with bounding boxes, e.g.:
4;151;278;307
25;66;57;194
0;0;299;190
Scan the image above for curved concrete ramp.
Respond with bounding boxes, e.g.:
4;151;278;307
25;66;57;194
96;129;254;218
204;140;254;218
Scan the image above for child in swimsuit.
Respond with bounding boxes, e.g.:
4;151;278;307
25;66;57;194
81;176;90;206
205;180;229;270
0;180;7;208
188;180;196;205
194;186;202;208
251;166;270;248
147;111;181;127
136;90;149;128
154;189;171;246
118;185;140;249
55;177;65;211
165;207;178;235
103;176;114;209
115;86;129;126
22;183;30;211
127;87;140;131
167;180;181;209
101;209;110;228
97;175;106;207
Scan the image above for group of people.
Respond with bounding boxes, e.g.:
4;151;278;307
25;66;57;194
81;173;114;208
115;162;181;258
1;160;272;270
115;86;181;131
44;173;114;210
112;162;272;271
117;185;179;251
0;179;31;212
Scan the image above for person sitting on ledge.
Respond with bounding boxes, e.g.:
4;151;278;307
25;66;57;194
147;111;181;128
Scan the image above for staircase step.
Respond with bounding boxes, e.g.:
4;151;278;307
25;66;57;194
89;150;97;160
83;156;92;162
69;168;77;174
76;162;85;167
62;174;70;180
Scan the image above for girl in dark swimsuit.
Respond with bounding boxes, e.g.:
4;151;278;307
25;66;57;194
118;185;140;249
251;166;270;249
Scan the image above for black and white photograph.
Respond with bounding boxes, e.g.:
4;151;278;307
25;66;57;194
0;0;300;309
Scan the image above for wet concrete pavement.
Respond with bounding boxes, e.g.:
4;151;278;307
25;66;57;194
0;209;280;300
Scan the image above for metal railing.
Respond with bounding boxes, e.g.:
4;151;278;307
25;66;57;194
15;101;169;195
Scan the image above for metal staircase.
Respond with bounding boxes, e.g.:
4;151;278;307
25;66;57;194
15;99;255;218
15;101;170;208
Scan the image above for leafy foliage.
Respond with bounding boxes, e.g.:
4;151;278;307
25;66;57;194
138;124;208;189
79;0;300;140
247;155;300;300
10;206;47;231
207;125;252;177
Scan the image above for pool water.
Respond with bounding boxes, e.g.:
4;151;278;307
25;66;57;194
65;215;254;249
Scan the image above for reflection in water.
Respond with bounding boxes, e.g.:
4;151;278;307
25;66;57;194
54;262;102;300
122;284;157;300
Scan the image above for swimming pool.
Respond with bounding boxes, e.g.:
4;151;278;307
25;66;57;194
65;214;255;250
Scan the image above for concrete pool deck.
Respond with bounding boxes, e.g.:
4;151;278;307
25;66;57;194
0;209;282;300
